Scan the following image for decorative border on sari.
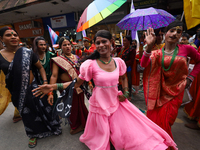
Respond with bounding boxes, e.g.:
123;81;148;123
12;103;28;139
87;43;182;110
6;48;32;114
18;48;32;114
51;56;78;80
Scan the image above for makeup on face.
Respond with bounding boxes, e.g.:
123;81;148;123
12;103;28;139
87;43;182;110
95;36;111;55
62;40;72;55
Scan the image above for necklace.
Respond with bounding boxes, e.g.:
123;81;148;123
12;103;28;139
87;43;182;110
64;54;74;59
164;49;175;55
99;57;112;64
161;46;178;71
39;53;46;65
5;48;16;54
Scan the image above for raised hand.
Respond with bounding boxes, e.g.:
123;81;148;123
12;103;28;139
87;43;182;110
144;27;156;52
32;84;53;98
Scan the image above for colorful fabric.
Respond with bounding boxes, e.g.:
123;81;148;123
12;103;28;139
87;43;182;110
40;51;56;83
79;58;177;150
131;58;140;86
5;47;61;138
184;72;200;126
141;44;200;110
51;55;88;130
147;91;184;138
75;49;82;58
39;51;57;105
183;0;200;29
117;7;175;31
152;43;165;51
0;70;11;115
117;47;135;94
141;44;200;139
76;0;126;32
47;25;58;45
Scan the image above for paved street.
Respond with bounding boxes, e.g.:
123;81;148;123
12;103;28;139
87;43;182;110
1;91;200;150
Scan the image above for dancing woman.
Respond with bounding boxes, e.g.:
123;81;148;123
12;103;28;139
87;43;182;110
32;36;58;105
141;21;200;138
48;37;88;134
0;27;61;148
32;36;56;83
33;30;178;150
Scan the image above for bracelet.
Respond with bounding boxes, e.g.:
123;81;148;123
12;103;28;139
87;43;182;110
143;50;151;57
143;44;147;51
56;83;64;91
123;91;130;98
123;87;129;92
43;80;48;82
47;92;53;96
123;93;129;99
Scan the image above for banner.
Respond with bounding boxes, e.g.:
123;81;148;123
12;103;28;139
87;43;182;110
50;15;67;28
184;0;200;29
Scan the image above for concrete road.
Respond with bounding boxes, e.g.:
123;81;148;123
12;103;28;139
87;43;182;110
1;91;200;150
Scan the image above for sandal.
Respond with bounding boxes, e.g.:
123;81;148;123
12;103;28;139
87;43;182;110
13;117;22;123
70;125;84;135
28;138;37;148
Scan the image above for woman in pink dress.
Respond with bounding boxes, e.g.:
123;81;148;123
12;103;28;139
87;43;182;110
33;30;177;150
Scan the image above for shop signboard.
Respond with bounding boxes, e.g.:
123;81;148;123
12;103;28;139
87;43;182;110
50;15;67;28
42;12;76;30
14;19;44;38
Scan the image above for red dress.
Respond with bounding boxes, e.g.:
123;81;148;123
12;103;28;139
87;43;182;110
141;44;200;138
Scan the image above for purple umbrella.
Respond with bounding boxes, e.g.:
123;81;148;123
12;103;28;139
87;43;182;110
117;7;176;31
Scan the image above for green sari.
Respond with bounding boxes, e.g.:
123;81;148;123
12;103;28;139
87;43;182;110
40;51;57;104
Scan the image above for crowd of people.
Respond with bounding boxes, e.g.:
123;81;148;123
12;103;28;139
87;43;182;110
0;20;200;150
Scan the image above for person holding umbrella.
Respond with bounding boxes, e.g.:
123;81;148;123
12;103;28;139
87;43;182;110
141;20;200;138
33;30;178;150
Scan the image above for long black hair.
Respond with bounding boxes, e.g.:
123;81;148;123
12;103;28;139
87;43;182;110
86;30;112;60
0;26;18;37
124;35;132;45
164;20;185;33
32;36;47;57
58;36;71;48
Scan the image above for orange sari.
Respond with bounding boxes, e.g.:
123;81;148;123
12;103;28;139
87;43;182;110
184;72;200;126
143;49;188;138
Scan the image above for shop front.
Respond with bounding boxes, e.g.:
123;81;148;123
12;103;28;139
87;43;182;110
13;19;44;47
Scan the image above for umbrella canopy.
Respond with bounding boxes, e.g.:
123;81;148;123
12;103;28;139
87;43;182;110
76;0;126;32
117;7;176;31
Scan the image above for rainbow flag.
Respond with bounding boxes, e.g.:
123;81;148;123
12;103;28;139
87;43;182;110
47;25;58;45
